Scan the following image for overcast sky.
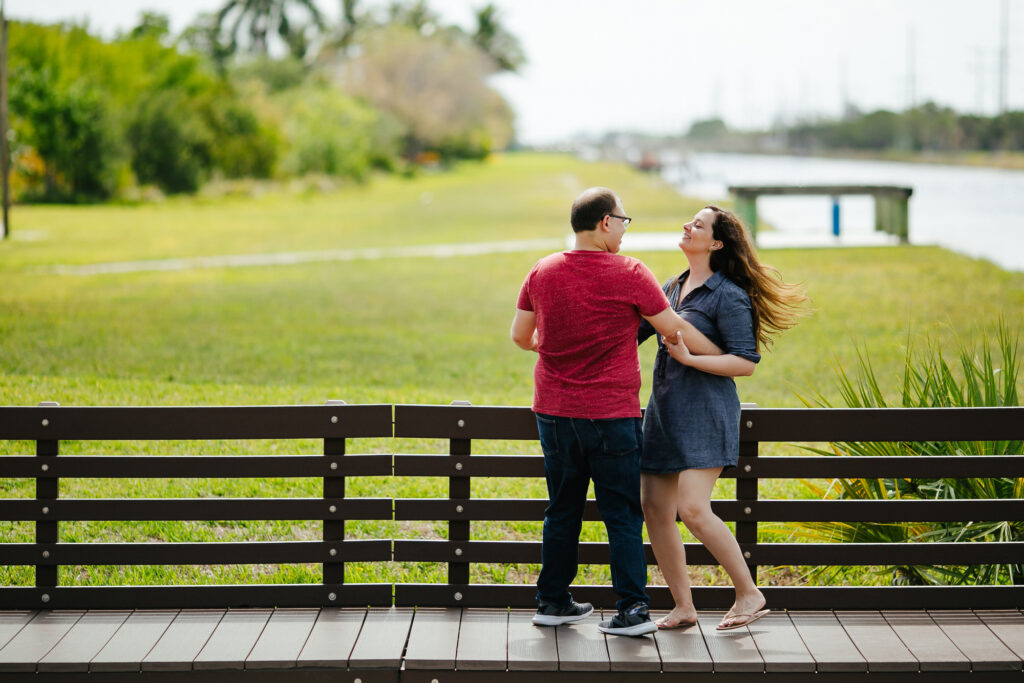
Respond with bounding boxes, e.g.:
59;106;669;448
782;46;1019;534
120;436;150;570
7;0;1022;145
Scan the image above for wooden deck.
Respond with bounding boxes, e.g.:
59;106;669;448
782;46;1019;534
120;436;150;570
1;607;1023;681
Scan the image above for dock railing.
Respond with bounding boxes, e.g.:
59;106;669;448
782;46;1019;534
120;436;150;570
1;403;1022;611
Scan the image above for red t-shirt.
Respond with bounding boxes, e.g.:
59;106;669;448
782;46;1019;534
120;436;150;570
516;250;671;419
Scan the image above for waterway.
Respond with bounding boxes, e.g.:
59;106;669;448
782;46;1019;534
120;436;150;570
658;152;1024;272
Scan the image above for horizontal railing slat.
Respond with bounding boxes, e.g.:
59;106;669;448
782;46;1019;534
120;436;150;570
0;498;393;521
394;404;537;439
394;498;1024;522
6;540;391;565
742;406;1024;442
739;455;1024;478
0;455;393;478
393;540;1024;566
0;585;393;610
0;404;394;439
394;454;543;477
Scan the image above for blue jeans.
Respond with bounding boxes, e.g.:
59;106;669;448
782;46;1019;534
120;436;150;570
534;413;650;612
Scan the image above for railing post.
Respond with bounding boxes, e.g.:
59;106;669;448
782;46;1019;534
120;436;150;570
736;403;759;584
36;401;60;596
449;401;471;592
323;400;347;590
831;196;841;237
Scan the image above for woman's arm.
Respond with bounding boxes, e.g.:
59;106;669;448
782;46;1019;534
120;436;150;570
662;331;755;377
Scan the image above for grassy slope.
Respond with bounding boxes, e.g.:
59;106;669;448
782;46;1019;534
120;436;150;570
1;152;1022;587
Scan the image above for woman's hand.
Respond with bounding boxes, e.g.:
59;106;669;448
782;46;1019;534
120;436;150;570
662;330;693;365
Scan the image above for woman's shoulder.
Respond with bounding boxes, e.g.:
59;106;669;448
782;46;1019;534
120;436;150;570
712;273;752;304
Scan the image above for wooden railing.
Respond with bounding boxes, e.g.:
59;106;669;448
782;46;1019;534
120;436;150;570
1;403;1022;611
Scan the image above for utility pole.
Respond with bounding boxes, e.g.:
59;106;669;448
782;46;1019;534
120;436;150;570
1;0;9;240
999;0;1009;114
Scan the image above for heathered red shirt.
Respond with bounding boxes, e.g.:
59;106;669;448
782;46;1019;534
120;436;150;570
516;250;671;419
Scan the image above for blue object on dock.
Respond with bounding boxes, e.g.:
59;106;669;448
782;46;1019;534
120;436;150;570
831;196;841;237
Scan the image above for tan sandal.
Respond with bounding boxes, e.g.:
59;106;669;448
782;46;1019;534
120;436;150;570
716;603;769;631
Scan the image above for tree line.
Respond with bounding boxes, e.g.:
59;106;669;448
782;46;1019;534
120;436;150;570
684;103;1024;156
7;0;524;202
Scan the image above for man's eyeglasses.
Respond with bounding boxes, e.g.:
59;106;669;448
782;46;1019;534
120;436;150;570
608;214;632;229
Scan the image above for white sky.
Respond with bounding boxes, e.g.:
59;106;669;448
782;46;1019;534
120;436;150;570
6;0;1023;145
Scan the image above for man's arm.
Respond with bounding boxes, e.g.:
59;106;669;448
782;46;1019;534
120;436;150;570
642;307;722;355
510;308;538;351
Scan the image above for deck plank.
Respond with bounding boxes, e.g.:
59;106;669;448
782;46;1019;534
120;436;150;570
835;610;918;672
883;610;969;672
930;609;1021;672
348;607;413;669
296;608;365;669
245;608;319;670
975;610;1024;662
507;609;557;671
650;610;712;672
193;608;271;671
404;607;461;670
455;608;507;671
90;610;177;672
698;611;763;672
746;612;815;673
788;611;867;673
142;609;224;671
603;609;660;672
554;611;608;671
0;610;83;672
0;611;35;652
38;610;131;672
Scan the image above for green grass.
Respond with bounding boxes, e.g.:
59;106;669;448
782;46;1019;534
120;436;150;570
2;151;1023;589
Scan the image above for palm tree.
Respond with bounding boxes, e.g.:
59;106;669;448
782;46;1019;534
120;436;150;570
216;0;326;58
472;3;524;73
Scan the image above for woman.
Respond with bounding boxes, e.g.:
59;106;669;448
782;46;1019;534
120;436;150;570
638;205;807;630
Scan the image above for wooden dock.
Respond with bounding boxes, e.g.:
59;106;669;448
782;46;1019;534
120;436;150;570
2;607;1023;680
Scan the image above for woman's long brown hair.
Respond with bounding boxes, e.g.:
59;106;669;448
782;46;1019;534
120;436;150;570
705;205;810;350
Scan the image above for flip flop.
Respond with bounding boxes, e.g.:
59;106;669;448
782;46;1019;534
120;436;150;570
716;606;769;631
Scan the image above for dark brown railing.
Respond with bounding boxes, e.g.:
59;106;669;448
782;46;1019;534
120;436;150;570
2;403;1022;611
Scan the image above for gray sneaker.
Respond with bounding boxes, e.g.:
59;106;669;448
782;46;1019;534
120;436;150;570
598;602;658;636
532;600;595;626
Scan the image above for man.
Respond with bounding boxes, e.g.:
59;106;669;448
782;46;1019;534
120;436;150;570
511;187;720;636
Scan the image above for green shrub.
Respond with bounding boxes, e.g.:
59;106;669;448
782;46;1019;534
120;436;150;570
793;321;1023;585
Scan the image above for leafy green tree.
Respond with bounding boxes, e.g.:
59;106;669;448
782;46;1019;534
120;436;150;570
216;0;326;58
127;12;171;42
127;89;211;193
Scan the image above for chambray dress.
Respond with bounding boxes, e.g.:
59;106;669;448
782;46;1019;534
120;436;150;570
638;270;761;473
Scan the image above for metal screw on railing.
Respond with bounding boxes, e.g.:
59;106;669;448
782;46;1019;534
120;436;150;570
329;548;337;557
455;462;463;471
454;548;463;557
41;594;49;603
329;505;337;514
743;464;752;472
328;592;337;601
454;592;463;601
457;419;465;428
745;420;753;428
41;507;49;515
330;462;338;470
42;551;50;559
331;416;338;424
744;551;752;559
41;419;49;427
455;505;464;513
743;507;752;515
41;464;49;472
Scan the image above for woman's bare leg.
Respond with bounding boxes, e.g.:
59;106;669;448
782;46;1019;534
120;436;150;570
641;472;698;627
676;468;765;628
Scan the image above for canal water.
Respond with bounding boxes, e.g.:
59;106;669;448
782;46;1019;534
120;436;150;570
655;152;1024;273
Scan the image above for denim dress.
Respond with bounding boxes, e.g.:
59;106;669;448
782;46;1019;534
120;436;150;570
638;271;761;473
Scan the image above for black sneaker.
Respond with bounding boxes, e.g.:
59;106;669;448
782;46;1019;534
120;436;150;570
598;602;658;636
531;599;595;626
